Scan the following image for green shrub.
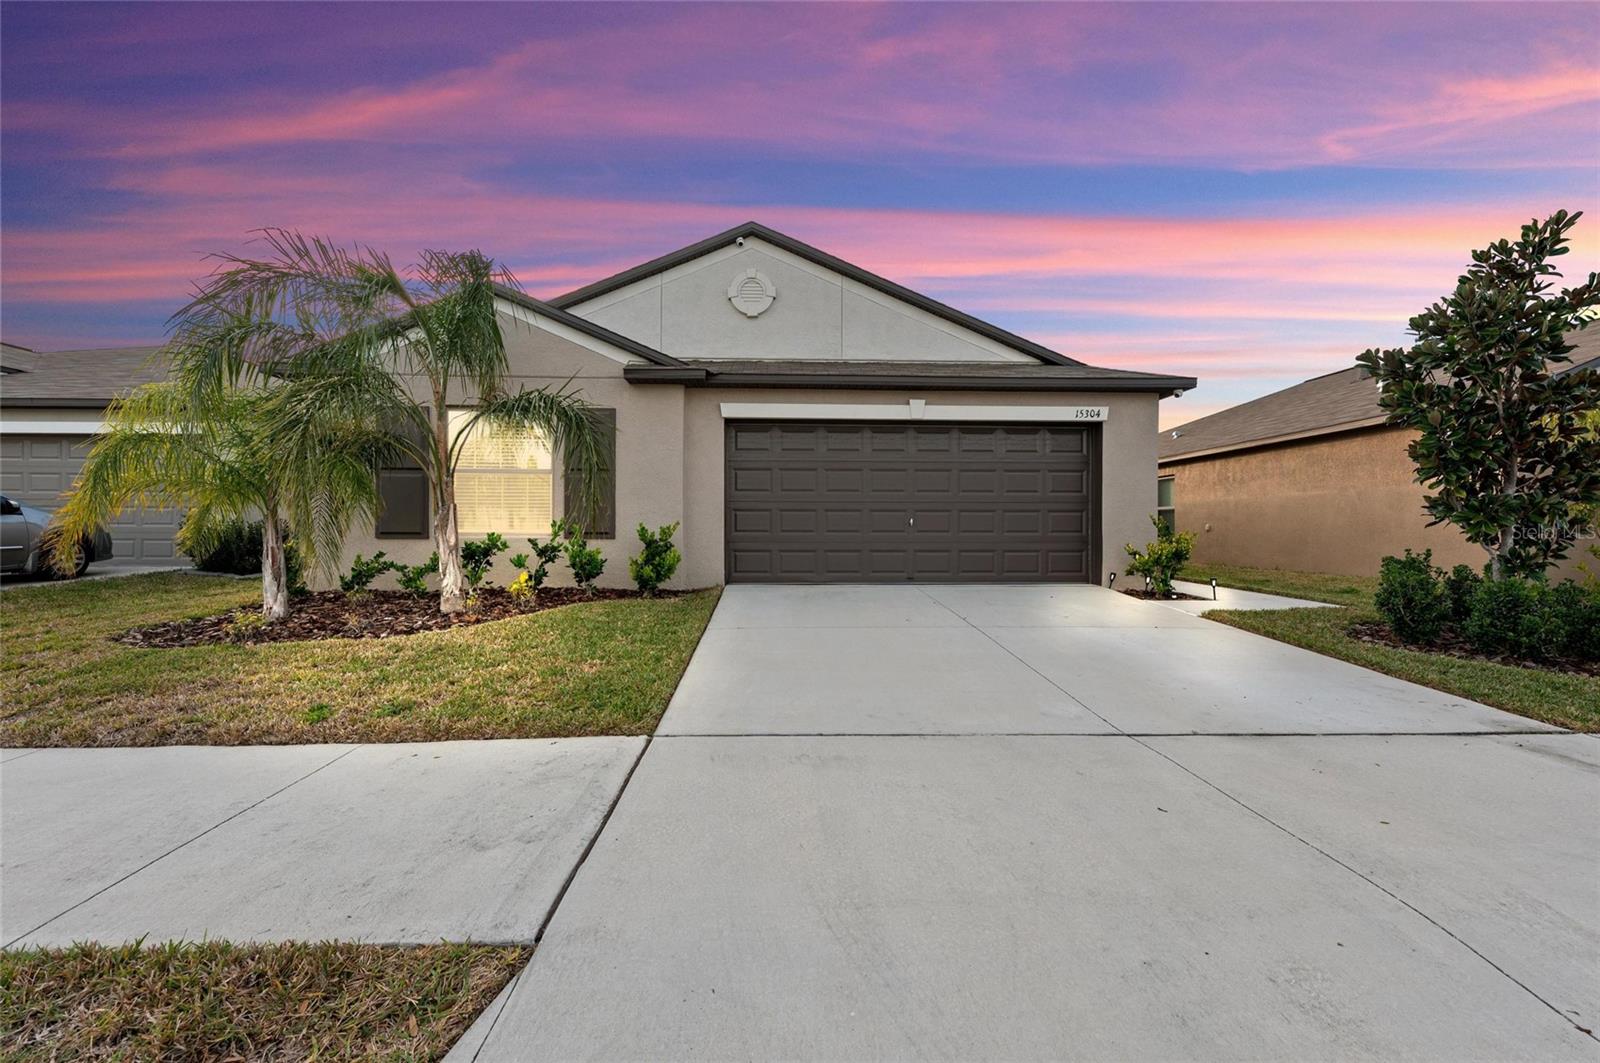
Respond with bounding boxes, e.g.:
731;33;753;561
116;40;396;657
1375;549;1448;644
461;533;509;589
339;551;397;593
395;553;440;596
628;522;682;595
1442;563;1482;623
183;519;304;591
222;610;268;641
1464;578;1565;660
183;518;261;575
1548;580;1600;661
1123;515;1195;596
561;522;606;594
510;524;568;594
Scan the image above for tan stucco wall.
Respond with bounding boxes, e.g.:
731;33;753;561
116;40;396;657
337;311;1164;590
1159;426;1595;579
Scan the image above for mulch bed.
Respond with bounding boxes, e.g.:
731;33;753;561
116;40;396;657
114;587;678;648
1347;620;1600;678
1118;588;1207;602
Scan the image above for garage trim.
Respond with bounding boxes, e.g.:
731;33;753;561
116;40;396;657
719;401;1108;422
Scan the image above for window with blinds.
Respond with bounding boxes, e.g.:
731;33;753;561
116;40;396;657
449;410;553;533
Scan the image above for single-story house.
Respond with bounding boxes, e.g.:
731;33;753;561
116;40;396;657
345;221;1197;588
0;342;184;561
1156;329;1600;579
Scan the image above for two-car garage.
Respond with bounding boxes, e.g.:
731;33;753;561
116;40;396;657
724;421;1098;584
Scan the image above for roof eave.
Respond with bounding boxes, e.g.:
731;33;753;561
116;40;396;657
625;364;1195;396
492;284;686;368
1158;415;1391;464
0;397;114;409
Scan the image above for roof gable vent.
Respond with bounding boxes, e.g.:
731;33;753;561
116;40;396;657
728;269;776;318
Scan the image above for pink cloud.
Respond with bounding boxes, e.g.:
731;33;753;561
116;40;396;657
15;5;1596;172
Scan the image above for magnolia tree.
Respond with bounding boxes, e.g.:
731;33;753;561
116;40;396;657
1357;210;1600;579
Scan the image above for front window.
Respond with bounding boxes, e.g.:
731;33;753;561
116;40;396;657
1157;476;1176;532
449;410;553;533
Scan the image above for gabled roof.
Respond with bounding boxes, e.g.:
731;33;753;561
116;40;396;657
0;345;168;407
549;221;1087;368
1159;324;1600;463
491;284;687;368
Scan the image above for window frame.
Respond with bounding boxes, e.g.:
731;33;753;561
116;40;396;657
448;408;556;535
1156;475;1176;533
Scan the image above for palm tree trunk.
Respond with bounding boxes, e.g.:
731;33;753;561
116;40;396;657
433;405;467;614
261;511;290;621
435;490;467;613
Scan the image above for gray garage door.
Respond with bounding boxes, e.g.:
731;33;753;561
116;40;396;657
0;434;181;561
725;421;1097;583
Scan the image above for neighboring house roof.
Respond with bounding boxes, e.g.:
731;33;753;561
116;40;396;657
1159;365;1384;462
1160;324;1600;463
1556;324;1600;377
625;358;1195;393
1;342;37;374
550;221;1090;369
0;345;168;407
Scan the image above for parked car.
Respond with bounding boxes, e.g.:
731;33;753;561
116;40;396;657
0;494;113;578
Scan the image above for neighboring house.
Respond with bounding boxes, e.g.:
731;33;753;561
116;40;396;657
1157;329;1600;579
0;343;184;561
346;221;1196;587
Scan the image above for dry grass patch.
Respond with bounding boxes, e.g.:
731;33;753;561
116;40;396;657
1;573;719;747
0;940;526;1061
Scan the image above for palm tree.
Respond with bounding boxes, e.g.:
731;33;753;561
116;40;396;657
169;231;607;613
49;378;393;619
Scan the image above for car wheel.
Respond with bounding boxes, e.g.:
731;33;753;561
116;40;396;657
50;544;91;580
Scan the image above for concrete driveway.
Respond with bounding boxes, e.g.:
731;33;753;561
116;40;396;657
467;584;1599;1061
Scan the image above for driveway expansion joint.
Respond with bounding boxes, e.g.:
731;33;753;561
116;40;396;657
3;743;364;948
531;736;652;948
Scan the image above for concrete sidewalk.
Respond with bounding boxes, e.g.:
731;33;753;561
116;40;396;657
1;738;643;947
1165;577;1339;613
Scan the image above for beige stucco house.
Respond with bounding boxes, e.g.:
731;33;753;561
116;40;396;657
344;222;1195;589
1157;330;1599;580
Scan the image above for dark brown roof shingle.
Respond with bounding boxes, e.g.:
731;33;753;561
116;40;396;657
0;345;167;407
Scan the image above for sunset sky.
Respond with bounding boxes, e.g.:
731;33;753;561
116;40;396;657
2;1;1596;426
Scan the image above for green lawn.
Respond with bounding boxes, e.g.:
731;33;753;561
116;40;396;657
1184;563;1599;732
0;573;719;747
1184;562;1378;608
0;941;526;1062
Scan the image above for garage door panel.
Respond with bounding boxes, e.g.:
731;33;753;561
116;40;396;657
726;421;1097;584
822;509;863;534
777;468;819;492
776;509;818;534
